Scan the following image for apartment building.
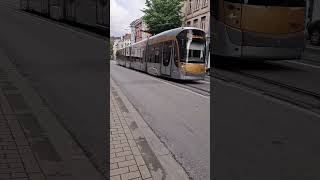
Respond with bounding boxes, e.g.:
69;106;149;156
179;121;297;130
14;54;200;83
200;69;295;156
182;0;210;71
130;18;151;43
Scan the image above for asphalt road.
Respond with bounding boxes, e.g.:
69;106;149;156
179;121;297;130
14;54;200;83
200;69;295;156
215;60;320;94
213;58;320;114
212;57;320;179
0;3;108;175
110;61;210;180
213;78;320;180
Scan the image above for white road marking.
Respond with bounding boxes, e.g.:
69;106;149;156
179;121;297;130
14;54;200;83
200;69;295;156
153;78;210;99
199;80;210;84
286;60;320;69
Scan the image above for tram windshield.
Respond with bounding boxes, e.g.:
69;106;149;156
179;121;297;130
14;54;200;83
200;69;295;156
187;42;205;63
177;29;206;63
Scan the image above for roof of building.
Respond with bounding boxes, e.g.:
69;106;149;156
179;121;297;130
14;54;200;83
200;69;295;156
130;18;142;26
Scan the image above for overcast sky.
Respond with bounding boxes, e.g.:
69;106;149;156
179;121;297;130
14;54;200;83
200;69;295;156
110;0;146;37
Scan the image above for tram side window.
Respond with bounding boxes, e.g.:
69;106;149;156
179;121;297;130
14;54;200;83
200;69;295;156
140;49;143;62
158;43;163;63
148;45;155;63
149;46;152;63
174;41;179;67
147;45;152;62
163;43;168;65
163;41;172;66
153;47;157;63
154;43;163;64
154;48;159;63
150;45;153;63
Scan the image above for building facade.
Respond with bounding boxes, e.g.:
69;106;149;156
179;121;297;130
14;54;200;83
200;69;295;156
182;0;210;72
123;33;131;47
113;33;131;58
112;38;121;59
130;18;151;43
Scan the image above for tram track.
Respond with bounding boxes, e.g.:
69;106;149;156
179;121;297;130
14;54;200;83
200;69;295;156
112;61;210;97
182;82;210;94
149;76;210;97
213;68;320;114
234;70;320;99
149;74;210;97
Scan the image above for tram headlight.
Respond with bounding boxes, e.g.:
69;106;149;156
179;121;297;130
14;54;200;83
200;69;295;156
181;64;186;71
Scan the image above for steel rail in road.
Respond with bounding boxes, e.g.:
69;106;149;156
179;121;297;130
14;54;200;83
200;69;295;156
114;63;210;97
237;71;320;98
212;69;320;114
152;76;210;97
182;82;210;94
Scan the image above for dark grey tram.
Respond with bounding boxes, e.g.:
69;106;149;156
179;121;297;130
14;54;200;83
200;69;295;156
20;0;108;31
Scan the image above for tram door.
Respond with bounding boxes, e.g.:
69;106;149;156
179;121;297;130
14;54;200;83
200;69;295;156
161;41;173;76
96;0;108;26
64;0;76;21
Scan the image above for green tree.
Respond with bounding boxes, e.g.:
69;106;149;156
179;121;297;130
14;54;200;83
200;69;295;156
142;0;184;35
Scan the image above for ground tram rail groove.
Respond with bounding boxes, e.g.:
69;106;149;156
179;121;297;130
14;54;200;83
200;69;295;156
150;74;210;97
116;62;210;97
213;70;320;114
183;82;210;94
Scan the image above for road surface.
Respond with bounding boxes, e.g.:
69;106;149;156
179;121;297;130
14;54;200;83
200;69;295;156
111;61;210;180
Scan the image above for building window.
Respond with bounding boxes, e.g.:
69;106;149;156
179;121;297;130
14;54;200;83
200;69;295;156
187;0;192;14
194;0;200;11
202;0;208;8
186;21;191;26
193;19;199;28
201;16;206;30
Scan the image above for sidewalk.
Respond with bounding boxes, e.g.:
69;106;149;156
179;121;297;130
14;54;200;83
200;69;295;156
110;79;189;180
0;72;48;180
0;48;103;179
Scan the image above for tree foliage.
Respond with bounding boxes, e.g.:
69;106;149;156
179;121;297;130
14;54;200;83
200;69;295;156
142;0;184;35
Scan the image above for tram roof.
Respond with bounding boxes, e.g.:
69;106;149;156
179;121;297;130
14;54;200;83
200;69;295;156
149;27;204;40
116;27;204;51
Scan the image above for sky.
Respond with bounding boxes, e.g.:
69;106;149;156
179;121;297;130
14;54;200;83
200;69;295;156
110;0;146;37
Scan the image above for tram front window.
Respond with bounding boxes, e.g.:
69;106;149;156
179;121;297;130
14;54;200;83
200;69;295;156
188;49;204;63
177;29;206;63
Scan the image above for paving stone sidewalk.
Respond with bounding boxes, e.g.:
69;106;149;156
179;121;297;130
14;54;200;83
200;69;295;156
0;49;103;180
110;79;190;180
0;67;46;180
110;87;153;180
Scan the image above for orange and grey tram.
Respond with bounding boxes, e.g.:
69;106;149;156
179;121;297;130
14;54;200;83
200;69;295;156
116;27;207;80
